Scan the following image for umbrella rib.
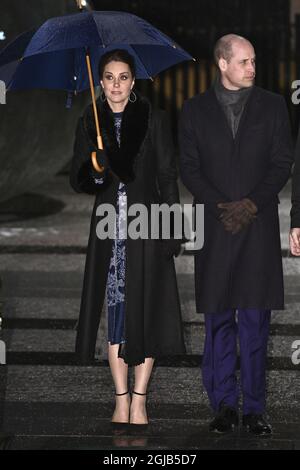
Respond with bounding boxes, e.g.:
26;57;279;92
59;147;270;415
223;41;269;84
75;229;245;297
91;14;105;48
129;45;153;80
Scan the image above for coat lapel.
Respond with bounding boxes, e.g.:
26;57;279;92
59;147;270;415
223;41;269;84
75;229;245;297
204;88;234;142
234;86;261;143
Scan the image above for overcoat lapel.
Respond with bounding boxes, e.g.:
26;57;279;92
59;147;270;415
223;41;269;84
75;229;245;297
234;87;262;143
206;88;234;142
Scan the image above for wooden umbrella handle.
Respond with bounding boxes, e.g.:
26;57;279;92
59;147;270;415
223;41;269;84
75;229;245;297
91;151;104;173
85;53;105;173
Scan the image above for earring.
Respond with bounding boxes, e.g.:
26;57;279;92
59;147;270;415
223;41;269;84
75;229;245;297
129;90;137;103
100;88;106;102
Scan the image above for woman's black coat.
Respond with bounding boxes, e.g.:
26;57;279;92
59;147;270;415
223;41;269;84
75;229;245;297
70;95;185;366
179;86;294;313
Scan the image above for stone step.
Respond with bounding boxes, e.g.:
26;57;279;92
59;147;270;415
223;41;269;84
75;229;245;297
0;353;295;371
2;298;81;320
2;296;300;324
1;367;299;406
3;401;300;424
3;318;300;333
2;406;300;442
0;269;299;301
1;251;300;273
1;326;299;359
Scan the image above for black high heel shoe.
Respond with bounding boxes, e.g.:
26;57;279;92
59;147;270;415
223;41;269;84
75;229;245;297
129;391;149;429
111;391;130;429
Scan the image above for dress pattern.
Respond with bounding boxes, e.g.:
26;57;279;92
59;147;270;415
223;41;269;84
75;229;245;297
105;113;127;344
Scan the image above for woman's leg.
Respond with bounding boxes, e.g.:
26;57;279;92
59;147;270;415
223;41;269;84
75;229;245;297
131;358;155;424
108;343;130;423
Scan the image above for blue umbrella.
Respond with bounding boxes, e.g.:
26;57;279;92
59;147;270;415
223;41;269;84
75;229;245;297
0;11;193;88
0;10;193;163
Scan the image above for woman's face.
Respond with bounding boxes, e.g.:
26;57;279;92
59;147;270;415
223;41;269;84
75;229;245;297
100;60;135;110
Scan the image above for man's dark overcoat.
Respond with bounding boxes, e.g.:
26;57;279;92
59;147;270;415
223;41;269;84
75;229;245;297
179;86;293;313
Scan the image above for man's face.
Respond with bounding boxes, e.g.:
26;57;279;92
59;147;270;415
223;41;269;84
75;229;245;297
219;41;256;90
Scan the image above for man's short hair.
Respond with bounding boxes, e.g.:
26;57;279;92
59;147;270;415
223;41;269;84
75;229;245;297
214;34;249;65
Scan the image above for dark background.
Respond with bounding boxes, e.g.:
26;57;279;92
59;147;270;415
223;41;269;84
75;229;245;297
0;0;298;203
92;0;300;136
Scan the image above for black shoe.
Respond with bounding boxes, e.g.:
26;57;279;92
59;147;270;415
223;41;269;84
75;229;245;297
130;390;148;427
209;404;239;433
242;414;272;435
111;390;130;426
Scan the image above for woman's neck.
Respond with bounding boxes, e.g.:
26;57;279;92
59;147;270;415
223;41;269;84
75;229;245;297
107;98;128;113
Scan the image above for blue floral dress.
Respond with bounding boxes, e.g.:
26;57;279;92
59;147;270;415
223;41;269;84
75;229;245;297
106;112;126;344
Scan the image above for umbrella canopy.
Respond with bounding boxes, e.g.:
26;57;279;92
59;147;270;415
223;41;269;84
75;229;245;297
0;10;193;91
0;10;193;159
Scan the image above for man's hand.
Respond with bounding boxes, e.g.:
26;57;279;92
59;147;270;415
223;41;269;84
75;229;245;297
290;228;300;256
217;198;257;234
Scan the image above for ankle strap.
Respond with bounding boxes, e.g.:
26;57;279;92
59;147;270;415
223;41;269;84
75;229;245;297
132;390;147;396
115;391;129;396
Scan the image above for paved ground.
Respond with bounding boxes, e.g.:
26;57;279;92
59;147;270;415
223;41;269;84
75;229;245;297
0;174;299;450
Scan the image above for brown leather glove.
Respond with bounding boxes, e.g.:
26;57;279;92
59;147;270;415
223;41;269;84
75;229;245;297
217;198;257;234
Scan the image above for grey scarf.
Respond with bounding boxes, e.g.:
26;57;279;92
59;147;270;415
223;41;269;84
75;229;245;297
214;75;253;138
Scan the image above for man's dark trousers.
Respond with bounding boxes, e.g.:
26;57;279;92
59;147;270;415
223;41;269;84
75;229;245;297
202;309;271;414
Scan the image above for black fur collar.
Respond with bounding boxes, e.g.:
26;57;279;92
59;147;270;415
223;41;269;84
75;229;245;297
83;93;150;183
